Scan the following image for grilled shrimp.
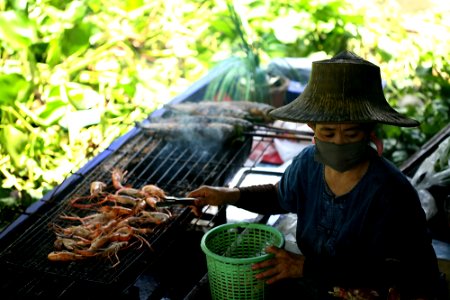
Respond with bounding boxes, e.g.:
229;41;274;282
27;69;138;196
134;199;147;212
69;195;108;209
49;168;173;267
141;184;165;200
138;211;170;225
99;205;134;217
106;194;140;207
120;211;169;226
89;234;112;250
100;241;129;268
63;225;94;239
108;225;134;242
115;187;147;198
111;168;127;190
90;181;107;196
59;212;112;228
54;237;80;251
48;251;87;262
144;196;158;209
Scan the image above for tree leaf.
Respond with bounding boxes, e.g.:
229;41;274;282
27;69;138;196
0;125;28;167
61;22;93;57
59;109;101;130
65;82;103;110
0;73;30;105
0;11;38;50
35;99;67;127
46;38;64;67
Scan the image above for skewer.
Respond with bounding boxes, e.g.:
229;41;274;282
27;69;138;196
254;124;314;137
244;131;312;141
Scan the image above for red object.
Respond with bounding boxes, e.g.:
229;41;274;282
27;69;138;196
249;140;284;165
261;151;284;165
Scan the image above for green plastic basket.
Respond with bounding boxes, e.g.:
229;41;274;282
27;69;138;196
201;222;285;300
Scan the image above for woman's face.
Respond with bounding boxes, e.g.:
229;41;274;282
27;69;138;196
309;123;368;144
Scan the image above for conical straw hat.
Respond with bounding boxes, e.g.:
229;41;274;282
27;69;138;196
269;51;419;127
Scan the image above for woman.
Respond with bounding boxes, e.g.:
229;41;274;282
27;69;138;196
188;51;441;299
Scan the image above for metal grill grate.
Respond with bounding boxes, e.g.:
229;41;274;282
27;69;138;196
0;130;252;288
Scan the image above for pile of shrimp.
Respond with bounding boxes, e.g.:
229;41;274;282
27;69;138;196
47;168;171;267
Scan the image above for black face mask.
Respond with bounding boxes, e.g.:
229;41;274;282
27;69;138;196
314;137;369;172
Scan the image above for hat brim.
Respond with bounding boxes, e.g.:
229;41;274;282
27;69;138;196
269;92;420;127
268;52;420;128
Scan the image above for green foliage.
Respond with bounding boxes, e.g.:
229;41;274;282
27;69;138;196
203;1;272;102
0;0;212;217
203;0;338;103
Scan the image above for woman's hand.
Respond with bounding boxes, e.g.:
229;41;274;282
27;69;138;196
252;246;305;284
187;186;240;216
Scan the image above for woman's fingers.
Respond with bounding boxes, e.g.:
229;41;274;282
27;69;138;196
187;186;240;206
252;246;305;284
252;257;276;270
188;205;202;217
188;186;216;206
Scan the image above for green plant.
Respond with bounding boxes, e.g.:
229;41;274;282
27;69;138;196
203;1;300;104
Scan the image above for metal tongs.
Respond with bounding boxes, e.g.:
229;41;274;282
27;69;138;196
156;196;197;207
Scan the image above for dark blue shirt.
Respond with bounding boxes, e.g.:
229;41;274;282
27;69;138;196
277;145;439;297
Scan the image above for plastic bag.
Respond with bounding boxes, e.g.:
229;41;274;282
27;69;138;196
410;136;450;220
416;188;438;220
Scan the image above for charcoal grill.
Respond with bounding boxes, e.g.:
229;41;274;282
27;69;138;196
0;124;253;295
0;115;312;299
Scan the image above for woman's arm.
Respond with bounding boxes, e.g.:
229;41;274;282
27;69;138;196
236;183;289;215
188;183;288;215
